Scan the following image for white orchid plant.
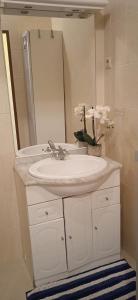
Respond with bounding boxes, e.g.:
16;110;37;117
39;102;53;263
74;104;114;146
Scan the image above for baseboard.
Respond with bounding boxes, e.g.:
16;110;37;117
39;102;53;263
121;249;136;270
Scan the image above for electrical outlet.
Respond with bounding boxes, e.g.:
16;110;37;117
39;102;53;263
105;57;112;69
24;254;27;263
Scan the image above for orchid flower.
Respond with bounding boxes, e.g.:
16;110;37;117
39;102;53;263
107;120;115;128
74;104;114;145
86;108;101;119
74;104;85;117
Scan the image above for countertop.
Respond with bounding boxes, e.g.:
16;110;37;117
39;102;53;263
14;155;122;187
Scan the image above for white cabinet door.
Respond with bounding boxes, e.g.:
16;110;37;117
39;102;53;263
93;204;120;260
64;196;93;271
30;219;67;280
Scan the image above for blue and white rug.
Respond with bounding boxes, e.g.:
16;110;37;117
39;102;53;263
27;259;136;300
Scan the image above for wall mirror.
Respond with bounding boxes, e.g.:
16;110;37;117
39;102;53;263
0;10;96;156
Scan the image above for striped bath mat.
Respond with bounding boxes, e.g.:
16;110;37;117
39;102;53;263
27;259;136;300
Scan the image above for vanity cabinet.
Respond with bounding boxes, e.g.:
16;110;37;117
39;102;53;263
16;169;121;287
93;204;120;260
92;186;120;260
64;195;93;271
30;219;67;280
27;197;67;281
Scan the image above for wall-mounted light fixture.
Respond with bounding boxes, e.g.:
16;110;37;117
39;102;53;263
0;0;109;18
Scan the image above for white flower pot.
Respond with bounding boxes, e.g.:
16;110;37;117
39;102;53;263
77;141;88;148
88;144;102;157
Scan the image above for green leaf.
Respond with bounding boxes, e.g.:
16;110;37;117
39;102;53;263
74;130;85;142
83;132;97;146
74;130;97;146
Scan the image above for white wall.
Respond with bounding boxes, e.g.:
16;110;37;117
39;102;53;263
29;30;65;144
52;16;96;142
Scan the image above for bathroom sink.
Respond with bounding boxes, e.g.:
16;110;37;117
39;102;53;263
29;155;108;197
17;143;85;157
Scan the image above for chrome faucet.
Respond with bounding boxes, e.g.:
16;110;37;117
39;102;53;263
47;140;68;160
48;140;57;152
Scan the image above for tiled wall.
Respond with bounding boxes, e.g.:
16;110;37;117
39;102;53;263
0;33;22;263
104;0;138;261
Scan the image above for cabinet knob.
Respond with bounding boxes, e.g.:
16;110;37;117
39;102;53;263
45;211;49;216
69;235;72;240
94;226;98;230
61;237;64;241
105;197;109;201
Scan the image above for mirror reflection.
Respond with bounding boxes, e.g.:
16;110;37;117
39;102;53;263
1;14;96;153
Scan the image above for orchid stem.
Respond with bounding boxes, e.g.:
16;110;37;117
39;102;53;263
83;106;87;133
96;133;104;144
92;116;96;140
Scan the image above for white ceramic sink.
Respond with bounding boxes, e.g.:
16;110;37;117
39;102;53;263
17;143;84;157
29;155;108;197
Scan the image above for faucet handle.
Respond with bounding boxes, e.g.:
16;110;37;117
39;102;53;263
58;146;69;155
56;146;68;160
58;146;64;154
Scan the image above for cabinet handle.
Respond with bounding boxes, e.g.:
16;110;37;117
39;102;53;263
94;226;98;230
61;237;64;241
69;235;72;240
45;211;49;216
105;197;109;201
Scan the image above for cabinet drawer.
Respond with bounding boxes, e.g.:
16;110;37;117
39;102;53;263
28;199;63;225
26;185;61;205
92;187;120;210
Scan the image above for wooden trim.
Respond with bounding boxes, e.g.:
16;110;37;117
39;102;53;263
2;30;20;149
